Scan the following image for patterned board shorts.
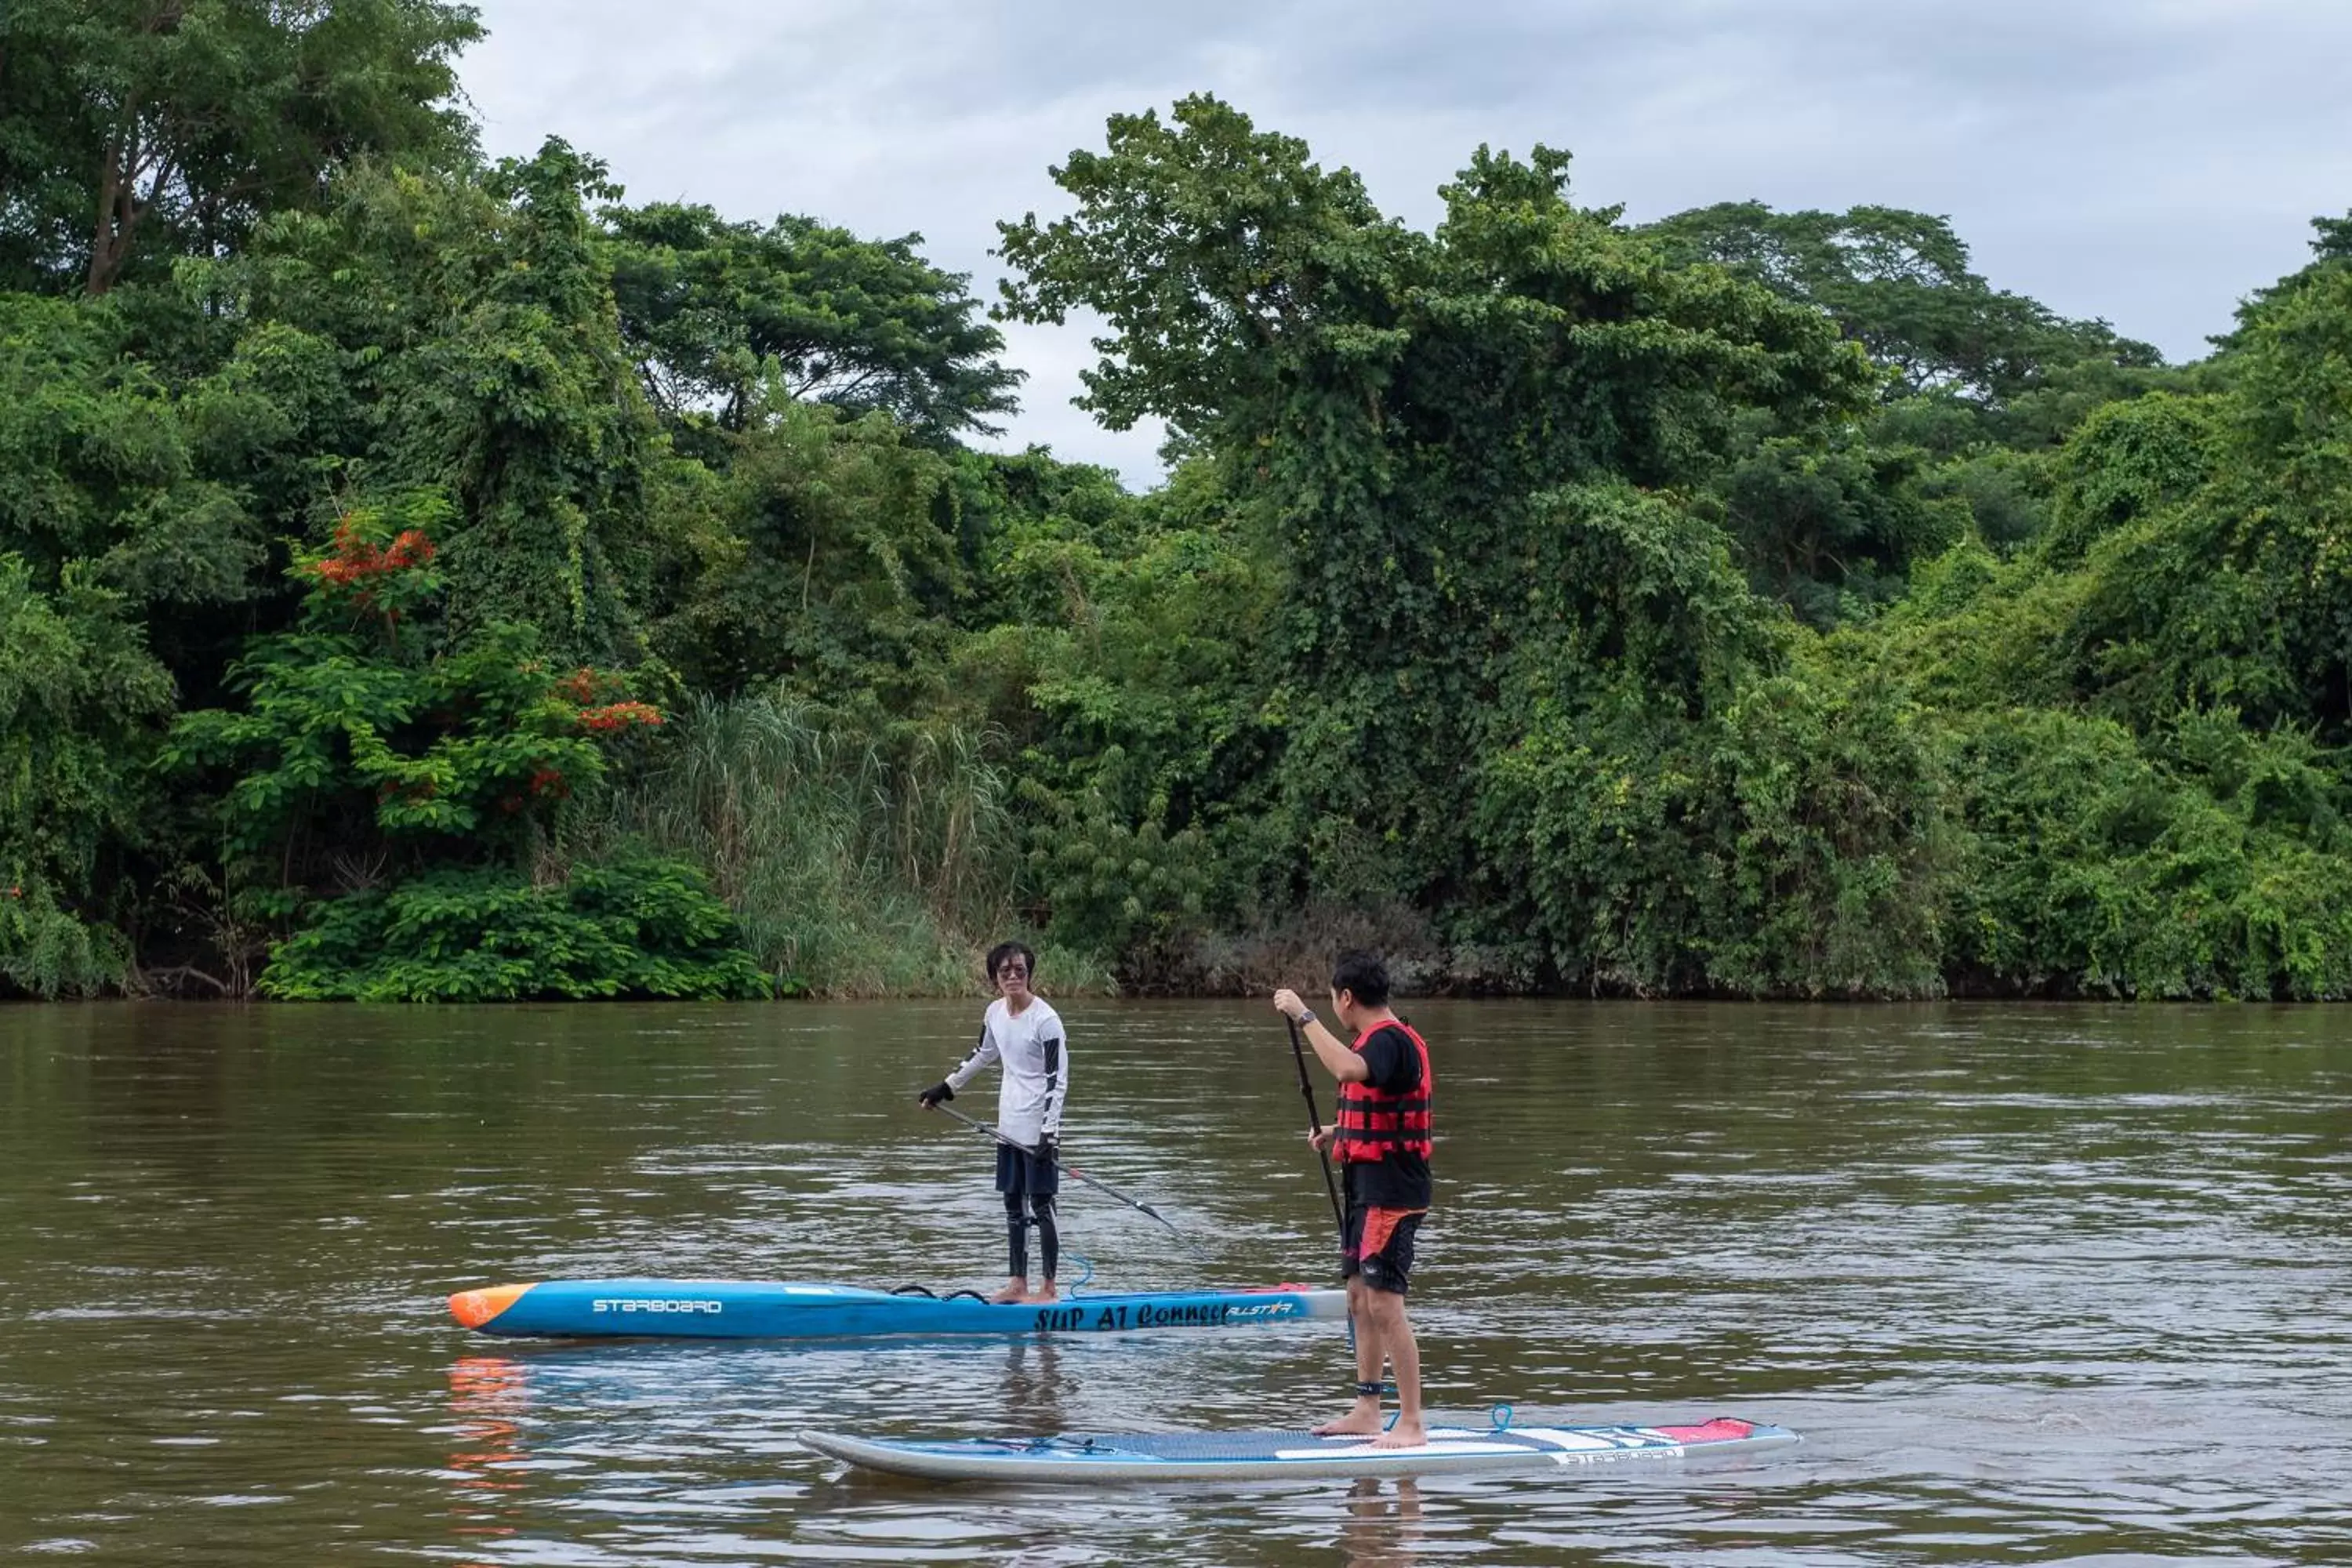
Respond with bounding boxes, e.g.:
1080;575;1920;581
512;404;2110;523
1342;1204;1427;1294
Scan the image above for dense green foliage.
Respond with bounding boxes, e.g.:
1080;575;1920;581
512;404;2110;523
5;16;2351;1000
1643;201;2171;617
260;859;769;1001
0;0;482;296
154;498;761;1000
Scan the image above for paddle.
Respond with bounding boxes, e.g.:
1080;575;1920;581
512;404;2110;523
924;1098;1188;1241
1286;1015;1347;1240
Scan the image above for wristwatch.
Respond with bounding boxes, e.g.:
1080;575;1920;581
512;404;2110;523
1297;1009;1318;1029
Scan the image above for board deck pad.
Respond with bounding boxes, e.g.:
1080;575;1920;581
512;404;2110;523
448;1278;1349;1340
801;1417;1798;1483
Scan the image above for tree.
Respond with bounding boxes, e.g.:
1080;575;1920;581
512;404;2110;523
163;498;767;1000
221;141;663;661
164;497;621;873
1644;201;2161;412
604;203;1022;448
1642;201;2175;619
0;0;481;296
949;449;1281;971
647;400;965;704
2063;257;2352;735
998;96;1876;941
0;293;269;626
0;292;279;991
0;555;172;995
2209;209;2352;356
1711;427;1964;624
997;96;1413;458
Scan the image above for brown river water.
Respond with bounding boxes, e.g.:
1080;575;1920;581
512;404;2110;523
2;1000;2349;1565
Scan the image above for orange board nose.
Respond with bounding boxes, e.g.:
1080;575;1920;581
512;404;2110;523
449;1283;535;1329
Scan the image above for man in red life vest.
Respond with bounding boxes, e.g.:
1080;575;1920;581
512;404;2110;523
1273;950;1432;1447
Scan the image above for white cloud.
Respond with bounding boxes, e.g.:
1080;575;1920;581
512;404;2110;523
460;0;2352;485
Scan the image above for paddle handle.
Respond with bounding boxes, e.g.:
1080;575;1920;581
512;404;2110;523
1287;1016;1348;1240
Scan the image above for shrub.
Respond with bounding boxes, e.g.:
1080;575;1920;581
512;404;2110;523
260;858;770;1001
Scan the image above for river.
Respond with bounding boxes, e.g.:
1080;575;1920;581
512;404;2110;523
2;1000;2348;1565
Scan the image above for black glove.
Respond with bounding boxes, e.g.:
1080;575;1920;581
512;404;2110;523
917;1080;954;1107
1036;1132;1059;1164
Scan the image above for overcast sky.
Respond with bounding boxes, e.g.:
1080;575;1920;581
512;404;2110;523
459;1;2352;485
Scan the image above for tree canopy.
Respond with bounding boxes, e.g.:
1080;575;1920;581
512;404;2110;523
5;40;2350;1002
606;203;1023;445
0;0;482;296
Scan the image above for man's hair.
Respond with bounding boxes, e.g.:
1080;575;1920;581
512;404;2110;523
985;941;1037;981
1330;949;1390;1008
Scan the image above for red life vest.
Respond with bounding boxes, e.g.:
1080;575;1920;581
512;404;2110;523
1334;1020;1433;1165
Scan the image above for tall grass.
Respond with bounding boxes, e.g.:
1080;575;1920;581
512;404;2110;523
586;691;1102;997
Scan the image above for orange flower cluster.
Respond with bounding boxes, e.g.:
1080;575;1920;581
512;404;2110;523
305;521;436;589
576;701;664;732
557;667;604;703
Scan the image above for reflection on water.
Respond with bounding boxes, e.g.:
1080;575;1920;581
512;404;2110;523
445;1356;529;1558
1340;1476;1423;1568
1;1000;2350;1565
998;1337;1068;1436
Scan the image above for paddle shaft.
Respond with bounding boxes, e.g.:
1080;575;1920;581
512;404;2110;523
1287;1016;1348;1240
925;1098;1186;1240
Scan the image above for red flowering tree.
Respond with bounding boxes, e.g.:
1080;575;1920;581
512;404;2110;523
168;496;664;859
160;496;767;1001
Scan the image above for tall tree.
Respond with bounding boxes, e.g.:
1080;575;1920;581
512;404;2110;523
604;203;1022;448
2209;209;2352;357
0;0;481;296
1645;201;2161;409
222;141;661;662
997;96;1875;924
1643;202;2177;622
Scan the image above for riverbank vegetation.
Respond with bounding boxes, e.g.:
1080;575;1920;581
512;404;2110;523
5;7;2350;999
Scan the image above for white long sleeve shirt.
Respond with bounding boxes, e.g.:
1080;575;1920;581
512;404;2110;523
946;996;1067;1148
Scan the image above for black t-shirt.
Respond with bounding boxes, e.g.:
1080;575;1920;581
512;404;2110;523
1345;1022;1432;1210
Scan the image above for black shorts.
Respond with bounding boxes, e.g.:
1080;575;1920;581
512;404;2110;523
995;1142;1060;1198
1341;1203;1425;1295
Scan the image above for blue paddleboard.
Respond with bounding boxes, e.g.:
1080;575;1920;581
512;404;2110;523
449;1278;1347;1340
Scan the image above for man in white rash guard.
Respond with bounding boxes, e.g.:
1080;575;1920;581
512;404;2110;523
919;942;1069;1303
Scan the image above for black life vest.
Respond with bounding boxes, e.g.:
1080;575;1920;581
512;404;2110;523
1334;1020;1433;1165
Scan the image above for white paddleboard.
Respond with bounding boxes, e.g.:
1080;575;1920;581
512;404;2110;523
802;1416;1797;1483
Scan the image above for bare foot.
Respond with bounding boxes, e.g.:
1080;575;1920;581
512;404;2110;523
1024;1281;1059;1304
1370;1421;1426;1450
1312;1405;1385;1438
988;1279;1028;1304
